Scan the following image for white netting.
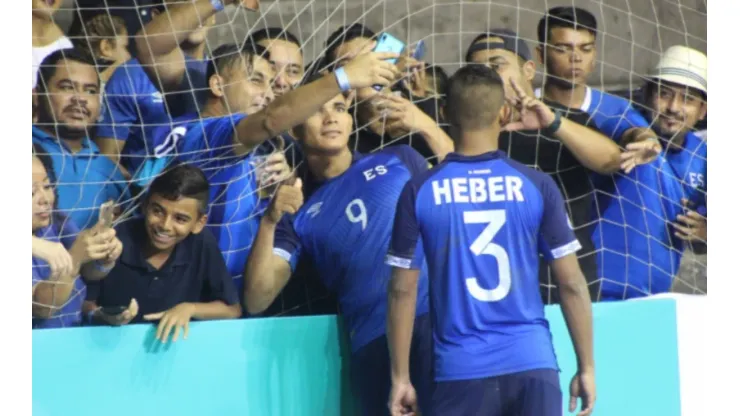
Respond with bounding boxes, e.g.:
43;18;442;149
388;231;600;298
32;0;706;325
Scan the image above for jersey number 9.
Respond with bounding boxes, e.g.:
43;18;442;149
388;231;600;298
346;199;368;230
464;210;511;302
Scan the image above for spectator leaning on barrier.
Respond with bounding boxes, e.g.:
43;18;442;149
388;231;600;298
83;164;241;342
244;87;435;416
75;14;131;83
33;49;131;231
591;46;708;299
32;144;123;329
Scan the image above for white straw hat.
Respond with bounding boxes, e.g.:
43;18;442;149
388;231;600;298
651;45;707;94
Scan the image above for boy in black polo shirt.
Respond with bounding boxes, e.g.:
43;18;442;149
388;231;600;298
84;164;241;342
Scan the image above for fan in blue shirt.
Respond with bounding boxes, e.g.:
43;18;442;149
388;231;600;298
386;65;596;416
33;49;131;231
95;56;206;176
244;92;436;416
592;46;708;299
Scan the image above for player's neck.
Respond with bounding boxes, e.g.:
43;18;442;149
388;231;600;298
201;99;229;118
543;80;587;109
455;128;500;156
305;148;353;181
182;42;206;60
32;15;63;47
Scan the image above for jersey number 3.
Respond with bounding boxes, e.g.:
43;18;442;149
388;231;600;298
464;210;511;302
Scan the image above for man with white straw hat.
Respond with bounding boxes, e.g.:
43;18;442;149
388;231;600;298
591;45;708;300
643;45;708;294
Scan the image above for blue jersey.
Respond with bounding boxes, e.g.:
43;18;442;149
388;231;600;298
98;59;169;173
146;113;262;284
386;151;580;381
98;57;207;173
273;146;430;352
592;131;707;299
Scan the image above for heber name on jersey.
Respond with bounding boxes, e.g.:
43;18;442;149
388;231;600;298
432;176;525;205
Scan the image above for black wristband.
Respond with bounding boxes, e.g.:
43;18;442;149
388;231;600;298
541;110;563;136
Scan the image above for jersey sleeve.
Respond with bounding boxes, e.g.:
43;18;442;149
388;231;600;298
97;69;136;140
386;145;430;176
273;215;302;272
385;180;422;269
537;175;582;261
589;94;650;141
201;230;241;305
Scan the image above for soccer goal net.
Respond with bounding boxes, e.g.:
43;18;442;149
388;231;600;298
33;0;706;322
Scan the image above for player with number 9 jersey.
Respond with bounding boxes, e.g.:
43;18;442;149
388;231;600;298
244;92;446;416
386;65;595;416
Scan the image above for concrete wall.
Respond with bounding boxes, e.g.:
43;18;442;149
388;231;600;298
54;0;706;88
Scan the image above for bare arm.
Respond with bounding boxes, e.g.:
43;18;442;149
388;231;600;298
412;111;454;162
234;52;400;152
551;253;595;373
189;300;242;320
243;218;293;314
135;0;223;92
234;74;343;152
387;267;420;383
32;274;79;319
555;118;622;174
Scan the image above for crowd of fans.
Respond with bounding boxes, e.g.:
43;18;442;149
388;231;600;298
32;1;706;338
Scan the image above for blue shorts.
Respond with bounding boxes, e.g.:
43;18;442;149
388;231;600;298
350;313;433;416
431;369;561;416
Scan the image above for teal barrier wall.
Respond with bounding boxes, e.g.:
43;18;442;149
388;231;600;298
33;299;681;416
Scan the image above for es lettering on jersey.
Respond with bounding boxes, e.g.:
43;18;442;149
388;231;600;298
273;146;430;353
386;150;580;381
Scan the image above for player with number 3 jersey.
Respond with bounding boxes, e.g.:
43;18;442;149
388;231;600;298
244;91;445;416
386;66;596;416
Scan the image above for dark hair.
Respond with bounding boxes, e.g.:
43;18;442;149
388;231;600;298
206;42;270;86
74;14;127;61
425;65;449;96
324;23;376;64
444;65;506;131
36;48;100;92
147;163;210;215
537;7;598;45
251;27;301;48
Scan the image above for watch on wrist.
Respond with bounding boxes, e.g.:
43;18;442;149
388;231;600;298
541;110;563;136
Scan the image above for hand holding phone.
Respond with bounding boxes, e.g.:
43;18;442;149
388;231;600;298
372;33;407;91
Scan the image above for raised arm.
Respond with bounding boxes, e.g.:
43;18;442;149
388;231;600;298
135;0;226;92
234;52;400;151
243;179;304;314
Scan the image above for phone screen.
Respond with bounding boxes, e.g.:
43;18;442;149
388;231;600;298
102;306;128;316
373;33;406;65
98;201;115;229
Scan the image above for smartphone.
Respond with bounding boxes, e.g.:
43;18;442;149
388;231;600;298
102;305;128;316
373;32;406;64
372;33;407;91
98;201;115;229
412;40;426;61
